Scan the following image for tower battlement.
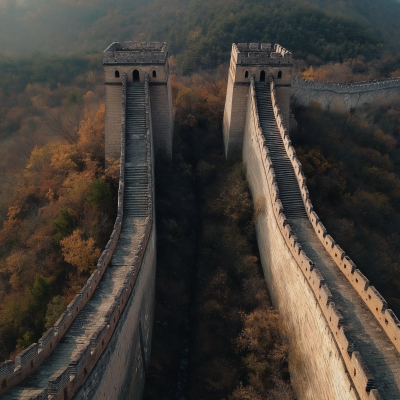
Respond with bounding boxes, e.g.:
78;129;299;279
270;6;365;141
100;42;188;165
103;41;173;160
103;41;168;64
233;43;292;65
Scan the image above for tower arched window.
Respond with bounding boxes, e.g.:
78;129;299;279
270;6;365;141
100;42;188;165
260;70;265;82
115;70;120;78
152;70;157;78
133;70;140;81
277;70;282;79
245;71;248;78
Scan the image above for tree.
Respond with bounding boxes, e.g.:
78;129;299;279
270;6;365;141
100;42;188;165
60;229;101;274
45;296;67;329
52;208;75;243
86;178;112;211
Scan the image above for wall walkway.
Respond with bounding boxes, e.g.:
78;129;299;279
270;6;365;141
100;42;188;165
0;74;155;399
243;77;400;399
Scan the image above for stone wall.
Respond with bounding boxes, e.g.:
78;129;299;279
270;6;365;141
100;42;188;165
149;77;174;157
73;228;156;400
243;81;357;400
74;73;157;400
283;78;400;356
243;77;385;400
105;83;123;160
291;76;400;112
104;41;173;159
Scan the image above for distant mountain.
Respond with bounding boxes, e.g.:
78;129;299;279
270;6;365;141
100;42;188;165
0;0;399;70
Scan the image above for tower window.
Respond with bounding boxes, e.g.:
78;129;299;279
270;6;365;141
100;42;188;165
278;70;282;79
133;70;140;81
245;71;248;78
260;70;265;82
152;70;157;78
115;70;120;78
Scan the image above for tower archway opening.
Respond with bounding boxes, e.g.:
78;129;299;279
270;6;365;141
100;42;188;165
152;70;157;78
115;70;120;78
245;71;248;78
260;70;265;82
278;70;282;79
133;70;140;81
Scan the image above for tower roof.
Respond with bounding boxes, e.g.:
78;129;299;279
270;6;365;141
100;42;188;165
233;43;292;65
103;41;168;65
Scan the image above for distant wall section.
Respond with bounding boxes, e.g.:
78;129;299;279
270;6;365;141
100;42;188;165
291;77;400;112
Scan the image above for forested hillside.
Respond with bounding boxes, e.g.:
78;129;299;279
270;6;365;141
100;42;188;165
292;103;400;316
1;0;400;71
1;0;400;393
0;54;114;359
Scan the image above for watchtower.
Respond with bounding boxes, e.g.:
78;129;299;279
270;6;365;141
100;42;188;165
103;41;174;159
223;43;292;158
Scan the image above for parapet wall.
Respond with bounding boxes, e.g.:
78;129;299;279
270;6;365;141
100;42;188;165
234;43;292;64
243;77;385;399
103;41;168;64
291;76;400;111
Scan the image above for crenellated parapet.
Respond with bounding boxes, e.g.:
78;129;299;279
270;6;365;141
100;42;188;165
234;42;292;65
275;77;400;355
103;41;168;64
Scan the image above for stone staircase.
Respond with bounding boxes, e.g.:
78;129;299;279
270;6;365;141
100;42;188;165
124;83;149;219
255;82;307;219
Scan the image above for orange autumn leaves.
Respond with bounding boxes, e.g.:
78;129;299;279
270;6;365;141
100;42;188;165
60;230;101;274
0;104;117;357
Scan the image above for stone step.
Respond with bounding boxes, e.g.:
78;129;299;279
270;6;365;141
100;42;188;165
255;83;307;219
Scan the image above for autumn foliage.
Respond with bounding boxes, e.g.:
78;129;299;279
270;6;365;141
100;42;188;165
293;102;400;316
0;104;117;360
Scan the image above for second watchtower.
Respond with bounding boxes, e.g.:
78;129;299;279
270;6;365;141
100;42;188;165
223;43;292;159
103;41;174;159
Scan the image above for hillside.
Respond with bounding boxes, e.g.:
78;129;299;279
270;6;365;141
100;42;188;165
292;103;400;316
0;0;400;71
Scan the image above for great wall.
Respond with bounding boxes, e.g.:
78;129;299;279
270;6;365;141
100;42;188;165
1;41;400;399
291;75;400;112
